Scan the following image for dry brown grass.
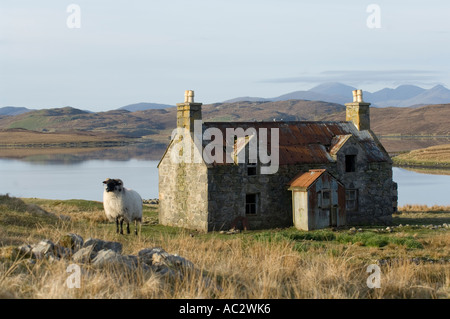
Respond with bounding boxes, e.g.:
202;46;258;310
1;196;449;299
399;204;450;212
2;232;448;299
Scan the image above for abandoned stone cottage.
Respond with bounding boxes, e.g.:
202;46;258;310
158;90;397;232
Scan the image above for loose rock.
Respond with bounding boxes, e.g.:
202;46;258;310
31;240;55;259
59;233;84;251
72;246;96;264
10;233;211;288
83;238;122;254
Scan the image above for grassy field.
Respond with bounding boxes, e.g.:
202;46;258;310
0;195;449;299
392;144;450;168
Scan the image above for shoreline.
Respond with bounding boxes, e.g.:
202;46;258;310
392;162;450;171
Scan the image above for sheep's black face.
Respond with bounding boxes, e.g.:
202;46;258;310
103;178;123;193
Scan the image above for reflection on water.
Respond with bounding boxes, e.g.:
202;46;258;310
1;143;167;165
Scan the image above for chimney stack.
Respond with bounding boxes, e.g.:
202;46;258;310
345;89;370;131
177;90;202;133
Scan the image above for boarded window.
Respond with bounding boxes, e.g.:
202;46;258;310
246;193;258;215
345;155;356;172
322;190;331;207
346;189;358;211
318;190;331;208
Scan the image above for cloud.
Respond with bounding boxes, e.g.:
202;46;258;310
262;70;442;84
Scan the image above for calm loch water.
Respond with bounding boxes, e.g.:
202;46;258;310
0;158;449;206
0;158;159;202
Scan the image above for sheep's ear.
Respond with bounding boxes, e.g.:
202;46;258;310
103;179;110;184
117;179;123;185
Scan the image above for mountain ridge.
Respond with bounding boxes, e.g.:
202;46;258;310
222;83;450;108
1;100;449;138
3;83;449;115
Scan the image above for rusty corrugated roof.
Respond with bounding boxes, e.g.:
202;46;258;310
288;169;327;189
201;121;390;165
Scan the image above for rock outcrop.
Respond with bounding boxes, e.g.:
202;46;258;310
12;233;196;281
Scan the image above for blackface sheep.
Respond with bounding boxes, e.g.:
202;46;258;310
103;178;142;235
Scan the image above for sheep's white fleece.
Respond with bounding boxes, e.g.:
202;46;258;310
103;187;143;223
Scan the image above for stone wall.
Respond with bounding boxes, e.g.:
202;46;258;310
332;138;394;225
158;138;209;232
159;133;394;232
207;163;330;231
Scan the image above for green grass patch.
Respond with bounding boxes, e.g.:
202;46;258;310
252;228;336;246
335;232;423;249
251;227;423;249
8;115;51;131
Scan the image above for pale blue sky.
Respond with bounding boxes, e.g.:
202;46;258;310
1;0;449;111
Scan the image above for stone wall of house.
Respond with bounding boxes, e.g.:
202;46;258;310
332;139;394;226
158;139;209;232
207;165;244;231
159;134;394;232
207;163;328;231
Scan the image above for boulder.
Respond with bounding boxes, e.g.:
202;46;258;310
72;246;96;264
151;251;194;271
59;233;84;251
31;240;55;259
137;247;169;266
91;249;137;271
83;238;122;254
54;246;72;259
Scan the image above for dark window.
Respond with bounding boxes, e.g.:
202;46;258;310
345;155;356;172
322;190;331;207
247;160;257;175
246;193;258;215
346;189;358;211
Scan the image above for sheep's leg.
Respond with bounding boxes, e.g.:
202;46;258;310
115;217;119;234
134;220;138;236
126;222;130;234
119;218;124;235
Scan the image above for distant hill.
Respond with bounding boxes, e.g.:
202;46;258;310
118;102;174;112
221;97;270;103
321;103;450;136
308;82;357;97
202;100;345;122
367;85;426;105
396;85;450;107
0;106;33;116
223;82;450;107
0;106;164;137
0;101;449;138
